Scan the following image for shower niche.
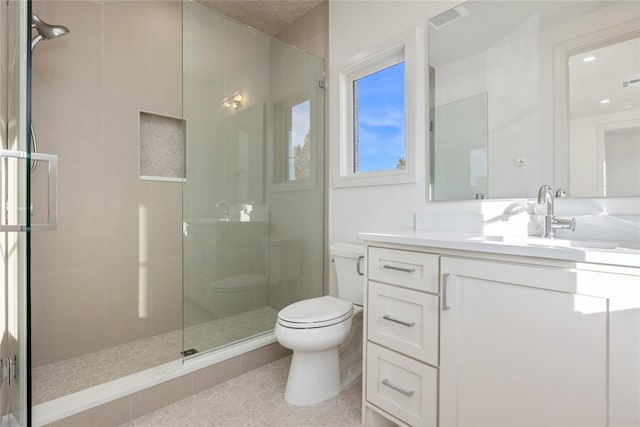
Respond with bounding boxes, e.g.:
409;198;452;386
139;111;186;182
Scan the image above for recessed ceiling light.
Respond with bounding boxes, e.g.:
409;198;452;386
624;103;635;109
600;98;611;104
583;56;597;63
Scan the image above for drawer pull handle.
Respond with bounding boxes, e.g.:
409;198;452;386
382;314;415;327
356;256;365;276
382;264;415;274
442;272;451;311
382;379;414;397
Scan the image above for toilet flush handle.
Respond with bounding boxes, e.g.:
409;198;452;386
356;256;365;276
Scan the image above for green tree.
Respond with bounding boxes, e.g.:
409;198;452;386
294;132;311;180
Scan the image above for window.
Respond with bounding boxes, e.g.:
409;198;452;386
334;29;418;187
353;62;406;174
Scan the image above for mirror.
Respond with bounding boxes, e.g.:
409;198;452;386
224;102;265;204
428;1;640;200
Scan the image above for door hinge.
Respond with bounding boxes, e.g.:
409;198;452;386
181;348;198;357
0;357;13;387
318;80;326;89
1;356;18;386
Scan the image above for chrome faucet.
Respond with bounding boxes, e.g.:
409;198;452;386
537;185;575;238
239;200;255;216
215;200;231;222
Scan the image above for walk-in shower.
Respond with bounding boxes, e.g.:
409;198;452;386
23;1;325;423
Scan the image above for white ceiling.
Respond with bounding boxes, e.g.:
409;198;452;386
569;37;640;118
195;0;324;36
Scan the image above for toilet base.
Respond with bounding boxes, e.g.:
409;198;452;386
284;348;341;406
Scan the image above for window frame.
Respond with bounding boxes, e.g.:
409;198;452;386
334;29;419;188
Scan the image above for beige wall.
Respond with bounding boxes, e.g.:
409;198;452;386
275;1;328;60
31;0;183;367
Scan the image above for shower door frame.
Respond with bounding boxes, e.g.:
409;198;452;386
1;0;34;424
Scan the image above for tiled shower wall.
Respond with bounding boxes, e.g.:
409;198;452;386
268;2;328;306
30;0;183;367
275;1;328;59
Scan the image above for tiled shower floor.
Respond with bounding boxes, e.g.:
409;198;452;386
120;355;363;427
32;307;278;405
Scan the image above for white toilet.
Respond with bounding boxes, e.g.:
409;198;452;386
274;242;364;406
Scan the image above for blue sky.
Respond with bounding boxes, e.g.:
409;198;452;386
355;62;405;173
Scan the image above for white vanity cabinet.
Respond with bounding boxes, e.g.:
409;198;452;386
362;242;640;427
440;257;610;426
364;246;440;426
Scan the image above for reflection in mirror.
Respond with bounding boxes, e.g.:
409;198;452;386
224;103;265;203
432;93;488;200
568;37;640;197
428;0;640;200
286;99;311;181
604;127;640;196
274;97;312;183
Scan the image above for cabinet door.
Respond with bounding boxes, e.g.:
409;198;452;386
440;257;608;426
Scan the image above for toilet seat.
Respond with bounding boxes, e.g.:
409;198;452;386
277;295;353;329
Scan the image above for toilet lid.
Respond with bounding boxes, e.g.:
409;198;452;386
277;295;353;328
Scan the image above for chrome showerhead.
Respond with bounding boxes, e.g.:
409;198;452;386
31;14;70;50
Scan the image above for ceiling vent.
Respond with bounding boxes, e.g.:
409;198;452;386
429;5;469;30
622;78;640;88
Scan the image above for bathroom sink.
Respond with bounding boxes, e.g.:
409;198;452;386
466;235;618;250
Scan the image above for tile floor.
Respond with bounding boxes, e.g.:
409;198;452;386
120;355;363;427
33;307;278;404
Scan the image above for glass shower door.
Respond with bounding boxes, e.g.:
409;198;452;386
1;0;31;424
182;2;325;357
182;2;273;356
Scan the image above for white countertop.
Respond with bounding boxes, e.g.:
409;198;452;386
357;230;640;269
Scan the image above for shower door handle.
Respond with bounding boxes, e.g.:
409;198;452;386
0;149;58;232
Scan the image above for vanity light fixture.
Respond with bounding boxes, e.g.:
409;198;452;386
600;98;611;104
223;93;243;109
582;56;597;63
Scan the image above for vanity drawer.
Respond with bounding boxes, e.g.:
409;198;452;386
368;247;439;293
366;342;437;427
368;281;438;365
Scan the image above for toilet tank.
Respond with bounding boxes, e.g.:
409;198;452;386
331;242;364;306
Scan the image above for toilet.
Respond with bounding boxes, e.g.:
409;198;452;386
274;242;364;406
